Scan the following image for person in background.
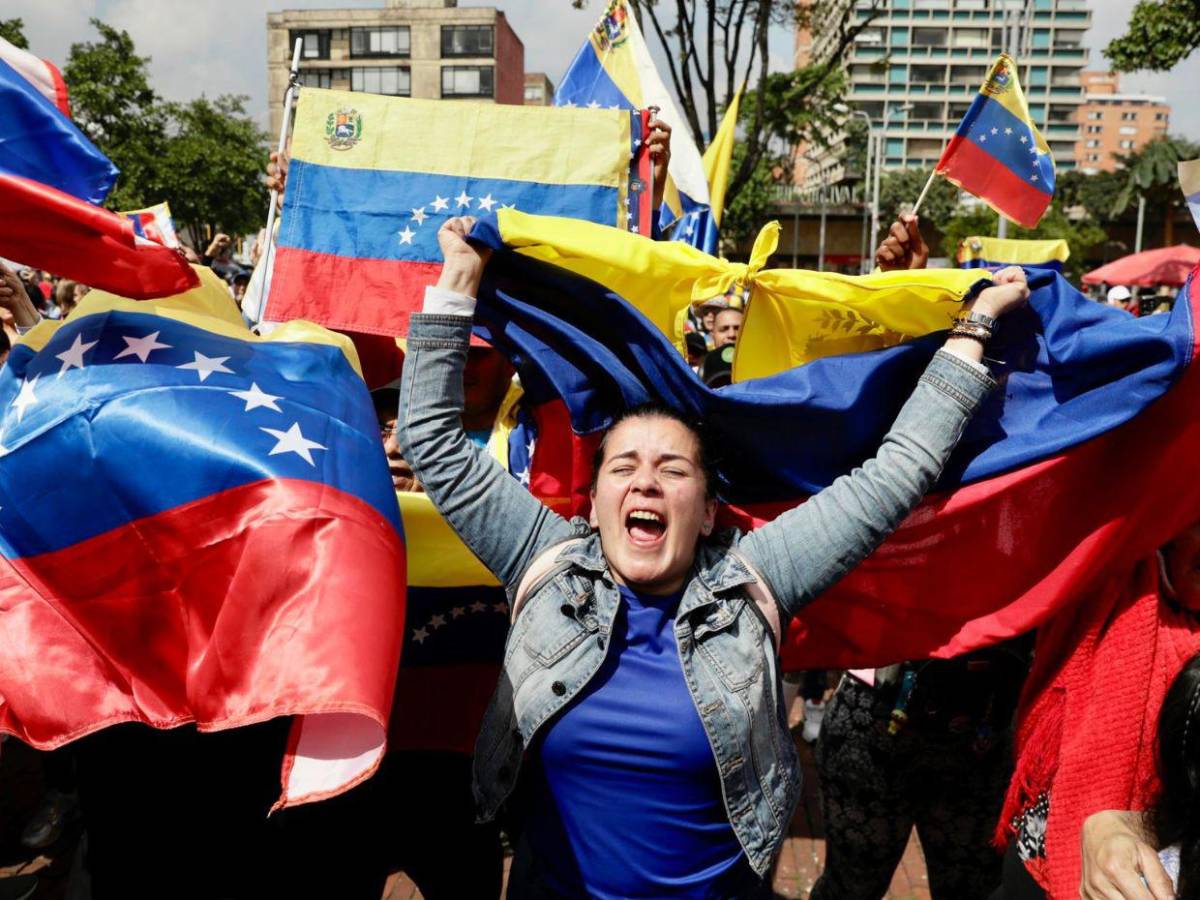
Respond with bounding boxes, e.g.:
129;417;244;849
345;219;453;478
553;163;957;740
229;271;251;305
1107;285;1136;315
54;280;78;320
684;332;708;373
711;307;743;350
0;263;44;335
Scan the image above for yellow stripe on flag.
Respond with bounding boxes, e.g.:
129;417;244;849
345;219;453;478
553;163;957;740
957;236;1069;267
703;89;741;227
291;88;631;190
399;491;501;589
983;55;1051;155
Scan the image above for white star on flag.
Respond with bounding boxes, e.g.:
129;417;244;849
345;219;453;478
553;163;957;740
493;601;509;614
586;100;600;109
398;226;416;245
562;100;576;108
1029;147;1036;155
455;190;473;208
430;195;450;213
1004;127;1013;135
411;207;428;225
429;614;446;629
12;376;38;423
469;600;487;613
991;127;999;135
259;421;326;466
229;382;283;412
412;627;429;644
115;331;171;363
177;351;233;382
979;134;987;142
450;606;466;618
55;334;99;376
500;203;517;210
684;218;697;237
517;466;531;487
1020;135;1028;143
476;194;497;212
1032;174;1039;182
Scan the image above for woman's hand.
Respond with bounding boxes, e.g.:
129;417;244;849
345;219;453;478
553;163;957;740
0;261;42;330
646;118;671;211
875;215;929;271
971;265;1030;319
1080;810;1175;900
435;216;491;298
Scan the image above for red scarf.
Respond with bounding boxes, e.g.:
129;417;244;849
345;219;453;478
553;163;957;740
998;558;1200;897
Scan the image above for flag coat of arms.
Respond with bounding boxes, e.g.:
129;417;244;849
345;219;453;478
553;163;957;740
935;54;1055;228
264;87;651;340
0;268;406;808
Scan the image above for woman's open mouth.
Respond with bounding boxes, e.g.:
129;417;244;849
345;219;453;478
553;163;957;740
626;509;667;546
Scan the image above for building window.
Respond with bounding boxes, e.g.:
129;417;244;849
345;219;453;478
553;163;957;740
1087;110;1103;120
525;84;545;103
1087;153;1099;161
1119;125;1138;135
1119;139;1135;149
442;65;494;98
1120;111;1137;121
289;29;331;60
441;25;494;58
912;27;947;47
297;69;347;89
1085;125;1100;134
1155;111;1167;121
1085;139;1100;148
351;66;411;96
911;65;945;83
350;27;410;58
952;28;989;48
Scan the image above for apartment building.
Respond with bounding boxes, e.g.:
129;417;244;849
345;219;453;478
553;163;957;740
266;0;525;136
524;72;556;106
797;0;1091;188
1075;70;1169;173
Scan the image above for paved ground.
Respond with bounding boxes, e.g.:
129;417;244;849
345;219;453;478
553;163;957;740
1;733;931;900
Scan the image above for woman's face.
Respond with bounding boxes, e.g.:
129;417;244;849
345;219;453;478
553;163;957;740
1165;522;1200;609
590;414;716;596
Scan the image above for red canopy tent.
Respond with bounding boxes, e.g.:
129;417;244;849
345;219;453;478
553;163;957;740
1082;244;1200;288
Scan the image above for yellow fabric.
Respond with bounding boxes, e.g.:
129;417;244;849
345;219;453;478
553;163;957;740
19;266;364;378
495;209;989;380
702;89;741;227
957;236;1070;266
292;87;631;190
398;492;500;588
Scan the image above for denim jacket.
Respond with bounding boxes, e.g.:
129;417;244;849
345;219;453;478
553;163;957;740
398;313;995;876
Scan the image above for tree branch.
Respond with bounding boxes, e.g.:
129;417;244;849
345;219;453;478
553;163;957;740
632;0;705;146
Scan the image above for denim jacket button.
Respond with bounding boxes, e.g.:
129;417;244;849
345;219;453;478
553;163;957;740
552;681;567;696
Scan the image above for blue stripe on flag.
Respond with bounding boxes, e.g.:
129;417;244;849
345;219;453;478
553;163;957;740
280;160;620;261
554;42;634;110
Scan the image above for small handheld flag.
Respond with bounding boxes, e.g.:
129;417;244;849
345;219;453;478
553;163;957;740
931;55;1055;228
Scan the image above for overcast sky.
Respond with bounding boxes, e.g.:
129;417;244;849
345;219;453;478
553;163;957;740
7;0;1198;141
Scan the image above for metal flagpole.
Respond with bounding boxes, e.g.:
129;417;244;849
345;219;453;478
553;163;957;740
251;38;303;326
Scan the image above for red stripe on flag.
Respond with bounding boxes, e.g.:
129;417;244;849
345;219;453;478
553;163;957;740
0;174;197;299
265;246;442;338
936;135;1052;228
0;477;406;749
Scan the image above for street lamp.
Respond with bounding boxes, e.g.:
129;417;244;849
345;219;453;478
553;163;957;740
834;103;875;274
869;103;913;264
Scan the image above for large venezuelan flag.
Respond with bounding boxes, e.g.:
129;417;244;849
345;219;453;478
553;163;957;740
0;268;406;808
554;0;717;253
466;211;1200;669
265;88;648;339
935;55;1055;228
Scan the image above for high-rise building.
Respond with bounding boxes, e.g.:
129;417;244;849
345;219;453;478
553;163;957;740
1075;71;1169;173
797;0;1092;188
524;72;556;106
266;0;526;137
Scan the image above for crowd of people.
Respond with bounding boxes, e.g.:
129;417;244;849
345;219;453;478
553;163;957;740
0;121;1197;900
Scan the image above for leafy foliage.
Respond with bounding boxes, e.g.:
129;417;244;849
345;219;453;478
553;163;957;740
1104;0;1200;73
0;18;28;48
63;19;268;242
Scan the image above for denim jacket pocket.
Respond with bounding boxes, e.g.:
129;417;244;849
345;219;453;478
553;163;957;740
522;585;596;666
694;600;765;691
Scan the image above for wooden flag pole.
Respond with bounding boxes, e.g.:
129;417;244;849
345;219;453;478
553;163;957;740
251;37;303;326
911;168;938;218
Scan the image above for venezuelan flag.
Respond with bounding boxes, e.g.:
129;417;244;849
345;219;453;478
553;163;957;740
958;235;1070;273
0;267;405;809
265;87;644;339
467;211;1200;669
555;0;717;253
935;55;1055;228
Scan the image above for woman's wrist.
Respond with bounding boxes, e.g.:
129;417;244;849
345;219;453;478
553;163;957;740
941;335;986;365
436;261;483;298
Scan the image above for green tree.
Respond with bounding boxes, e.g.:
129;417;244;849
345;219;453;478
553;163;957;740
720;141;780;247
63;18;167;211
160;95;269;247
1056;168;1125;225
940;202;1106;283
1104;0;1200;73
0;17;28;48
876;167;962;253
1109;135;1200;245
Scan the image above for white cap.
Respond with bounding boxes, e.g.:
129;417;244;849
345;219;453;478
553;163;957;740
1107;285;1132;302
